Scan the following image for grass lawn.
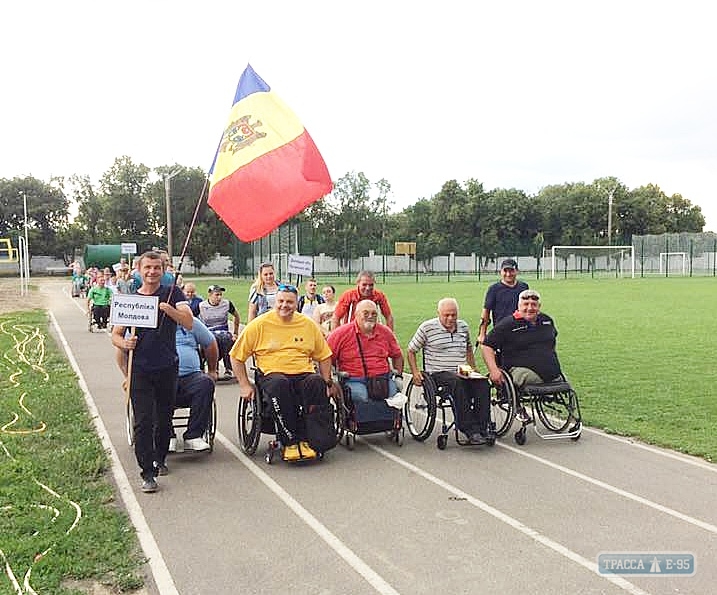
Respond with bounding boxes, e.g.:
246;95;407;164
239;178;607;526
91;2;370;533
198;274;717;462
0;311;146;595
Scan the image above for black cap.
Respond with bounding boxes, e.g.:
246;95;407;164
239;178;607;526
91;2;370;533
500;258;518;270
207;284;225;293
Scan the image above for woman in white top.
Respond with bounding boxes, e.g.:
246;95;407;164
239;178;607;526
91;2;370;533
247;262;281;321
312;284;337;337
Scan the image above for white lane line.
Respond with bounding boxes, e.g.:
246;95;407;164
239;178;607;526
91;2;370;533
496;440;717;534
582;427;717;472
48;310;179;595
367;441;651;595
216;433;400;595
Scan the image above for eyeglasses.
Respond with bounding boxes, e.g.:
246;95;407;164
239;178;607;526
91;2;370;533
277;284;298;295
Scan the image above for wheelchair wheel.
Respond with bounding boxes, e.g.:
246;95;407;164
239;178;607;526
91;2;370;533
237;393;261;455
536;388;579;433
125;398;134;446
404;376;437;441
490;370;515;437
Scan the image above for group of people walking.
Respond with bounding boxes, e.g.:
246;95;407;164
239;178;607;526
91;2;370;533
113;253;564;493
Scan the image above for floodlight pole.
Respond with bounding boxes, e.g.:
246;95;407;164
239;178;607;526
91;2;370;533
164;167;182;261
607;187;615;246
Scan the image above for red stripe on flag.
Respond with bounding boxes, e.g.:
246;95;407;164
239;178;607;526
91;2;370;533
208;130;332;242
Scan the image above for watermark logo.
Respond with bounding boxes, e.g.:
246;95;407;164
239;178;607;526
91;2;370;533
598;552;695;576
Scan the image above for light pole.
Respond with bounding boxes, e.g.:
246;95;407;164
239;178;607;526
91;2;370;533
164;167;182;260
607;186;616;246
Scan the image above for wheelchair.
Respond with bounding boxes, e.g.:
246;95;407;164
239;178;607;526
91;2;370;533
237;372;340;464
333;372;404;450
496;370;582;445
71;276;87;298
404;372;496;450
125;393;217;452
88;304;109;332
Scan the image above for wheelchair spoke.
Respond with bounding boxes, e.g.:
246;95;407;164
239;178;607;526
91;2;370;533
490;372;515;437
535;390;574;432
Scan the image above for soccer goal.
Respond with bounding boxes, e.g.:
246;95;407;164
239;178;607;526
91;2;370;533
550;245;635;279
659;252;687;275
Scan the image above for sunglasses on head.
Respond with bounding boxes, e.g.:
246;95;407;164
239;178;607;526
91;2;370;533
278;283;298;294
521;295;540;302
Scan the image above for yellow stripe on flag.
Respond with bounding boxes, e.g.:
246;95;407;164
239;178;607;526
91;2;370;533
211;91;304;185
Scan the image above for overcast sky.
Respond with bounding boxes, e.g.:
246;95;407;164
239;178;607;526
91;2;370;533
3;0;715;232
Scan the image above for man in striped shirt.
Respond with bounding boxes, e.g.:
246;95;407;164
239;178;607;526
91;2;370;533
407;298;490;444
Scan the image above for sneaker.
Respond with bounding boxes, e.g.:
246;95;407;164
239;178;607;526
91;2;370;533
223;370;234;380
298;441;317;459
141;476;158;493
469;433;487;445
183;437;211;452
282;444;301;462
153;462;169;476
168;438;177;453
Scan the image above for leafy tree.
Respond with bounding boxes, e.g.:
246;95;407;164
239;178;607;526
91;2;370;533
97;156;152;243
0;176;69;256
146;165;212;256
319;171;389;263
185;222;217;273
70;174;105;244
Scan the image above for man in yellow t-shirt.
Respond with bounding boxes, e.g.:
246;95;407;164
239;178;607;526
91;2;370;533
230;284;333;461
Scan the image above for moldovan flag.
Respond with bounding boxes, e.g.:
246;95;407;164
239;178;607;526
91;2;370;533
208;64;332;241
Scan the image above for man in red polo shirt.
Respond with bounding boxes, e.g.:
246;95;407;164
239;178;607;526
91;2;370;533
328;299;403;424
330;270;394;331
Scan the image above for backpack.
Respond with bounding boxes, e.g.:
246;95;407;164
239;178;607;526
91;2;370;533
303;400;338;453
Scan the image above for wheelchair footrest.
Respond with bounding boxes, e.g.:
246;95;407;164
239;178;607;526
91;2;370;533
533;421;582;440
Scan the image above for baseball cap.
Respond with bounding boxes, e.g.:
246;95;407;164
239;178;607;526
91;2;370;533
500;258;519;270
207;284;225;293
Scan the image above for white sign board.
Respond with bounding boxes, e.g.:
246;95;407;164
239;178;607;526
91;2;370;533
121;242;138;254
110;294;159;328
287;254;313;276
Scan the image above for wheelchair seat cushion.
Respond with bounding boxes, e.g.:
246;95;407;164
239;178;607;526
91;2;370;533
521;381;572;396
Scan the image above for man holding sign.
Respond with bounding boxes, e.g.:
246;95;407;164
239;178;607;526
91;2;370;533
112;250;193;493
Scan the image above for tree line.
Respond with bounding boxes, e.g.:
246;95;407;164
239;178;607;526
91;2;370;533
0;157;705;268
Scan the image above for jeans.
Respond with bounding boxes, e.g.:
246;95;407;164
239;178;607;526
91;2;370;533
212;330;234;372
91;304;110;327
175;371;214;439
130;365;177;479
346;376;397;423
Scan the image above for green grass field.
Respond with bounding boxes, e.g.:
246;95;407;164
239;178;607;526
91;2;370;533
201;275;717;462
0;311;146;594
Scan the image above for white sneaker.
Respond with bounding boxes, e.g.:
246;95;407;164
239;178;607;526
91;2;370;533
168;438;177;453
183;437;210;452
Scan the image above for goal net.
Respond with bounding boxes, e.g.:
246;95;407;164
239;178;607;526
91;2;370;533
659;252;687;275
550;245;635;279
